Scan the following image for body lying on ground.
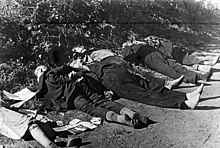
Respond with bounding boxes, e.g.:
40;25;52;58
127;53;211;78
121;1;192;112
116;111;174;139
47;46;204;110
143;36;219;67
121;42;213;84
0;106;79;148
72;49;184;90
35;65;152;129
68;54;204;110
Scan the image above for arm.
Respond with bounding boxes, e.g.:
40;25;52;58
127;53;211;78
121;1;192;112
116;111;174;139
130;64;166;85
50;65;82;75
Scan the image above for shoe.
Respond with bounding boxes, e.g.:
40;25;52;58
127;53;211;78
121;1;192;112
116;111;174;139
133;113;150;125
198;68;213;81
165;75;184;89
66;137;82;147
133;113;157;128
48;142;60;148
197;65;212;72
121;114;141;129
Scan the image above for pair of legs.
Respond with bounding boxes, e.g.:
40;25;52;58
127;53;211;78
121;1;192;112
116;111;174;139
74;97;143;128
25;123;77;148
143;49;213;84
172;46;219;66
97;56;183;90
72;79;150;128
25;120;83;148
87;63;203;109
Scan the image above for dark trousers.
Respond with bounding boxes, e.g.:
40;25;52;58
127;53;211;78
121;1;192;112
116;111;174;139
144;50;198;84
172;47;203;65
98;64;186;108
182;54;203;65
104;56;165;85
73;80;124;119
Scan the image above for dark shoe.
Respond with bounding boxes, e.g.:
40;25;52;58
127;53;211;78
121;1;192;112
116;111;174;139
48;142;60;148
133;113;150;125
66;137;82;147
133;113;157;128
121;114;141;129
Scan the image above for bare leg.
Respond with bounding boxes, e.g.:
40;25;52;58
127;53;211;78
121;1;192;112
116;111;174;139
29;124;57;148
185;84;204;109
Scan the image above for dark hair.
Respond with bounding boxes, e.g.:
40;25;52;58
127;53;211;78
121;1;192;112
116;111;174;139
48;46;65;67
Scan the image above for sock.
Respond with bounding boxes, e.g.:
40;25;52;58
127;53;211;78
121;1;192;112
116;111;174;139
120;107;136;118
105;111;118;122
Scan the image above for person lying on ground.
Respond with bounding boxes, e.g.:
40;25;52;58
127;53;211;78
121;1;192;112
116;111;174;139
123;33;219;70
49;46;184;90
69;56;204;110
72;49;184;90
70;45;212;85
143;36;219;68
0;105;80;148
121;39;213;84
34;65;152;129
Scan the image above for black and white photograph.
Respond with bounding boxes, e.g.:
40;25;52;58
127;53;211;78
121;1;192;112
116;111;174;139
0;0;220;147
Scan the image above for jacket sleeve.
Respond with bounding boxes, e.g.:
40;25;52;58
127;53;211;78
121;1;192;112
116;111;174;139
50;65;81;75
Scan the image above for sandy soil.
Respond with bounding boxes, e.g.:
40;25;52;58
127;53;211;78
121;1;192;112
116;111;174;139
1;48;220;148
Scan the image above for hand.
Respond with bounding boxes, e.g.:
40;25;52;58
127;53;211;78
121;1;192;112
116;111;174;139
68;71;76;79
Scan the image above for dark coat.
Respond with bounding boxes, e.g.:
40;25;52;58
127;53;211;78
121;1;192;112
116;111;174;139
36;65;107;111
121;44;167;66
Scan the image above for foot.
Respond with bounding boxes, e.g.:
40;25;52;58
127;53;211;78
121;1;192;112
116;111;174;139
48;142;60;148
66;137;82;147
185;84;204;109
165;75;184;90
118;114;140;129
133;113;150;125
198;68;213;81
203;56;219;66
197;65;212;72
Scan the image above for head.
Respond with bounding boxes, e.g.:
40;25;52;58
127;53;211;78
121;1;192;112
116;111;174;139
34;65;48;82
48;46;65;67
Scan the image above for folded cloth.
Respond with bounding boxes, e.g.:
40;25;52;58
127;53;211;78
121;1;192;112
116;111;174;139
0;107;32;139
3;88;36;108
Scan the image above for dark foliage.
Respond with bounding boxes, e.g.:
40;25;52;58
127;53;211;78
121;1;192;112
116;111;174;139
0;0;219;92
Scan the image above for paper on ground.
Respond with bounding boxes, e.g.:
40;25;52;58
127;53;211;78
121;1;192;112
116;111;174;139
3;88;36;108
69;119;97;129
53;124;77;132
90;117;102;125
53;118;98;132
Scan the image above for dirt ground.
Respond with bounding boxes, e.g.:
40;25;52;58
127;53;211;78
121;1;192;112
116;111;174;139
1;46;220;148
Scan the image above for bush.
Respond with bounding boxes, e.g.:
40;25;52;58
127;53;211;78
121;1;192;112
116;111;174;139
0;61;37;92
0;0;219;92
